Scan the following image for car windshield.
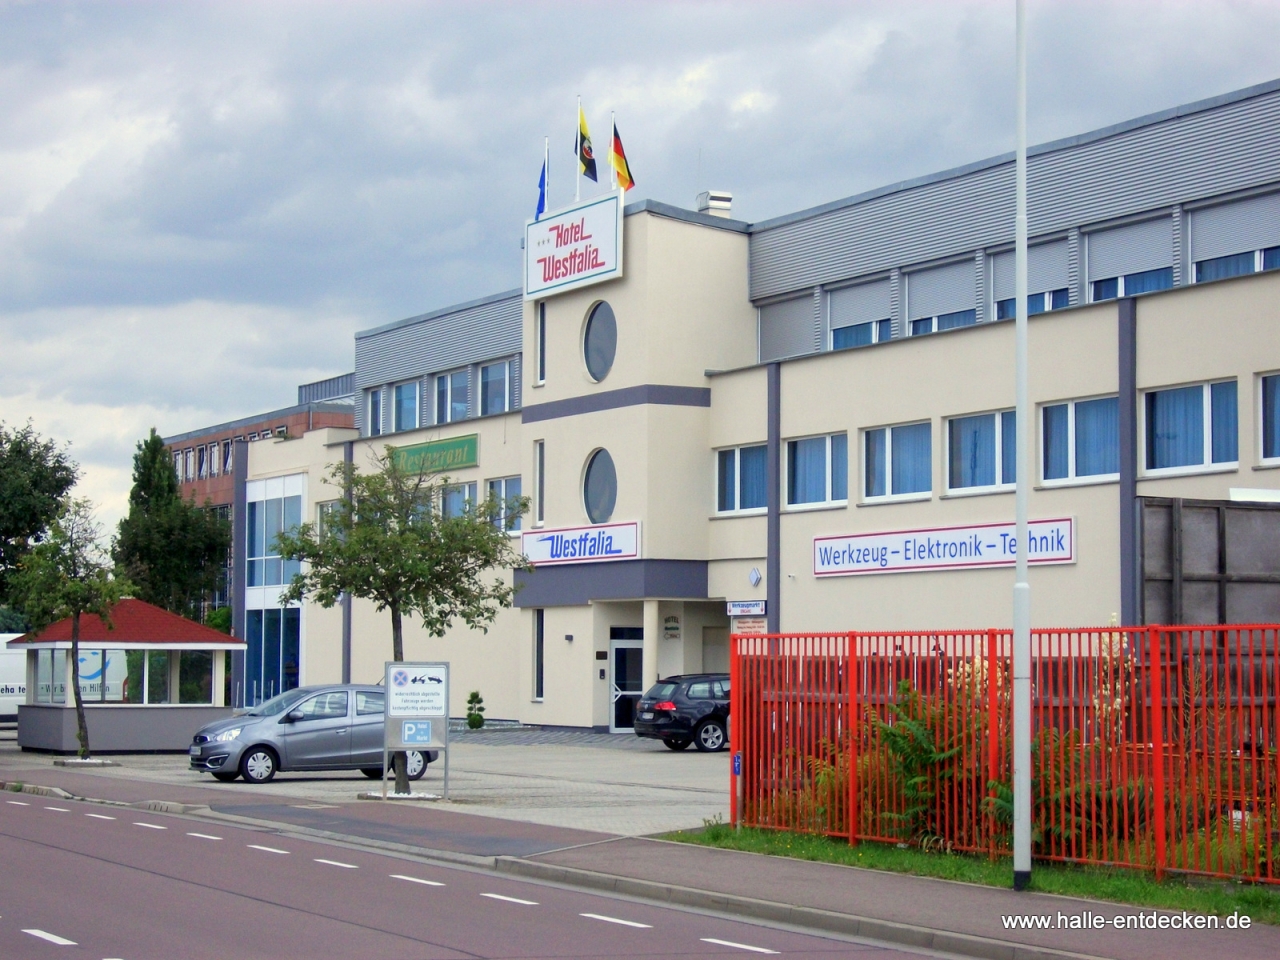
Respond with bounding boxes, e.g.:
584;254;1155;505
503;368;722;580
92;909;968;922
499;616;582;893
645;682;677;699
243;689;310;717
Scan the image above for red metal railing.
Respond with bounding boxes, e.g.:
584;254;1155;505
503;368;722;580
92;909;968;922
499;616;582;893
729;625;1280;883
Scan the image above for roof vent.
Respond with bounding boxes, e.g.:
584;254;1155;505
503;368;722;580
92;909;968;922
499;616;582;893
696;190;732;218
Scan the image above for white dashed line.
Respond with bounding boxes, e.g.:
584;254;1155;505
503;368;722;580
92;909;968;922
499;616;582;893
23;929;77;945
187;832;222;840
391;874;445;886
43;806;69;812
6;800;30;806
133;822;166;830
580;912;652;928
247;844;290;854
700;938;779;954
85;813;116;820
481;893;538;905
315;858;358;869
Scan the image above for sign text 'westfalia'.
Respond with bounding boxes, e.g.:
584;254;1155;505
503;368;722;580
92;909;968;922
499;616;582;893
522;521;639;566
525;193;623;299
814;518;1075;577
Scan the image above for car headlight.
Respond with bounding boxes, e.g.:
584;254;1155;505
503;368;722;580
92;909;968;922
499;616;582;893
212;728;242;743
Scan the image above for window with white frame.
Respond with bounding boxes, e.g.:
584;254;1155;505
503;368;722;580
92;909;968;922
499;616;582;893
223;440;233;475
864;422;932;500
995;289;1069;320
1195;247;1280;283
1091;268;1173;302
393;381;419;432
832;319;892;350
1264;374;1280;463
1042;396;1119;482
947;411;1016;492
172;451;182;481
436;370;469;424
786;434;847;506
910;309;976;336
197;446;207;479
184;449;195;481
487;476;522;531
207;443;219;477
716;444;767;513
367;388;383;437
1144;380;1237;472
480;361;510;416
441;481;477;519
536;302;547;384
534;440;545;524
316;500;342;538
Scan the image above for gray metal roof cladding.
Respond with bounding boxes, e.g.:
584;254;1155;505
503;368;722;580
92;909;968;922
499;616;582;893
747;79;1280;301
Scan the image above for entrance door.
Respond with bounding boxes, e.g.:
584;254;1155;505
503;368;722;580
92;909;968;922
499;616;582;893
609;627;644;733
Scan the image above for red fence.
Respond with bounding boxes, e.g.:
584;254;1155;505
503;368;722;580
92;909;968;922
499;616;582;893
729;626;1280;883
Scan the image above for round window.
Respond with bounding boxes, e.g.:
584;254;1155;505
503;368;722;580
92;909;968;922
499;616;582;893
583;301;617;382
583;449;617;524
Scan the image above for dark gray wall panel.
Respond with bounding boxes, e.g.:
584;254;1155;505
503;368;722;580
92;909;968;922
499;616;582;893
1190;191;1280;261
1087;217;1173;279
355;291;522;393
758;295;817;361
18;704;233;753
992;240;1070;300
829;279;891;328
513;559;708;607
906;261;974;319
749;84;1280;301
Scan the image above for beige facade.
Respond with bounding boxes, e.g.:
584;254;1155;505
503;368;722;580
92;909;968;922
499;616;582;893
243;210;1280;728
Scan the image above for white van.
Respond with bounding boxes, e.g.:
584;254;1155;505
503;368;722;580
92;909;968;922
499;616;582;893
0;637;26;721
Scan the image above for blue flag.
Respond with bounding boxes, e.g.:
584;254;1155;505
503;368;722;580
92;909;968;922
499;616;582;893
535;161;547;221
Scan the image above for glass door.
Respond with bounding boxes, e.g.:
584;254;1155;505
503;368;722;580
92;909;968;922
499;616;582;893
609;627;644;733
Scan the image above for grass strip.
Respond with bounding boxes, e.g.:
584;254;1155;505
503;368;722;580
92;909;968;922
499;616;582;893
663;823;1280;926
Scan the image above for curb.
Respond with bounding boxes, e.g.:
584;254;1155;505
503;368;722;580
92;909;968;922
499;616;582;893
493;857;1109;960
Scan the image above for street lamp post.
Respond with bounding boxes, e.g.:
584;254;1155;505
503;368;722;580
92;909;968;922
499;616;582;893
1012;0;1032;893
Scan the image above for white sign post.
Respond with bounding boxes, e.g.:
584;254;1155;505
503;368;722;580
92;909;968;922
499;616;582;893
524;192;624;300
383;661;450;800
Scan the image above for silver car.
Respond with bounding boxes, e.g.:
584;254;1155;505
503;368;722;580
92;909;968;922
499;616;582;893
188;684;437;784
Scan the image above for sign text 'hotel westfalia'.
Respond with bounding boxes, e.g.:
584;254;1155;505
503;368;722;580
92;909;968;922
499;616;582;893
525;192;623;299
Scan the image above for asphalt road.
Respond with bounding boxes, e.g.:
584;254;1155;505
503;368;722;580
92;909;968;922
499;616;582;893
0;797;911;959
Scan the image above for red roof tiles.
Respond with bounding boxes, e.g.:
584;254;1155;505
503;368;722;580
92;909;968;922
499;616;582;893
12;598;244;646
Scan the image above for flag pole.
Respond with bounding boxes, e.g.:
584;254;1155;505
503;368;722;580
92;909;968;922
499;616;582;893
544;136;549;210
575;95;581;202
610;111;617;191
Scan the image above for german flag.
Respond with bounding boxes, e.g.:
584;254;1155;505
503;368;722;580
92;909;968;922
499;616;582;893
610;123;635;192
577;105;597;182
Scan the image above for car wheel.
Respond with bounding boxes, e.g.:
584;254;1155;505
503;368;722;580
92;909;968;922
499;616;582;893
240;747;278;783
211;770;240;783
694;720;726;752
405;750;428;781
360;767;385;779
663;738;692;751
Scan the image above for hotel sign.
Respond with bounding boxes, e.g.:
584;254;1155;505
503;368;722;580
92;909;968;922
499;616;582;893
391;435;478;474
522;521;639;566
524;192;624;300
814;517;1075;577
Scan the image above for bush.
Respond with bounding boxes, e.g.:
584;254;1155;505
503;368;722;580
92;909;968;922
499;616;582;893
466;690;485;729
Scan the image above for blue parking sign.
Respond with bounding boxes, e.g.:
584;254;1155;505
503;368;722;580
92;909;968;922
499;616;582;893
401;720;433;745
733;752;742;776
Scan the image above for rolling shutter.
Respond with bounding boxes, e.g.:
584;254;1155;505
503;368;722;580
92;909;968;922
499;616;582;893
829;279;891;328
906;262;974;320
1087;217;1172;280
758;295;817;362
991;240;1070;300
1190;192;1280;262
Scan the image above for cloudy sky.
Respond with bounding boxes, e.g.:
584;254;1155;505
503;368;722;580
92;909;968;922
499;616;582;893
3;0;1280;531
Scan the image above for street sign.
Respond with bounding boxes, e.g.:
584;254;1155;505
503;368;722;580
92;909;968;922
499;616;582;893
383;661;451;799
727;600;766;617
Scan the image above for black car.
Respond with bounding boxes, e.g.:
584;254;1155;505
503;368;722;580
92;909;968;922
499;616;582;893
633;673;730;752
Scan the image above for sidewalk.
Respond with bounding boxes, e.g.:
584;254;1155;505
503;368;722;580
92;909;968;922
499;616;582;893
5;762;1278;960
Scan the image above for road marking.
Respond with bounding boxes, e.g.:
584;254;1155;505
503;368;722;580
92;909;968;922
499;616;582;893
481;893;538;905
292;803;338;809
391;874;445;886
247;844;290;854
85;813;116;820
6;800;30;805
700;938;779;954
133;822;166;830
43;806;70;812
315;858;358;869
187;832;222;840
23;929;77;945
580;912;652;928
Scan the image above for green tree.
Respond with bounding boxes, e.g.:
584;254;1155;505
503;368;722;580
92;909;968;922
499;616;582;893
11;499;129;758
113;429;230;620
278;449;528;794
0;421;78;607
